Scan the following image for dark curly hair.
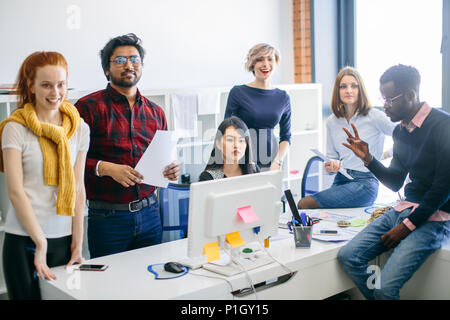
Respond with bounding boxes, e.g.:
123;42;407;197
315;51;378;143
380;64;421;93
100;33;145;80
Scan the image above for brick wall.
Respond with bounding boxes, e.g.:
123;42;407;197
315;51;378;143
293;0;312;83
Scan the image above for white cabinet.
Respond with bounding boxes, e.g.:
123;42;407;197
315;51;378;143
0;83;322;297
276;84;322;197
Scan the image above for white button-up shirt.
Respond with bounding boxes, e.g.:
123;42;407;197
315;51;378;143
326;107;396;172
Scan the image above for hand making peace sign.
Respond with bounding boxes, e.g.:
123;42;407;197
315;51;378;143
342;123;373;165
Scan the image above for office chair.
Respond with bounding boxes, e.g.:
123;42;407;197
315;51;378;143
301;156;325;198
159;183;190;242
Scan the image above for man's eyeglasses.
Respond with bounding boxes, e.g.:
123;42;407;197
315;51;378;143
381;93;403;107
110;55;141;65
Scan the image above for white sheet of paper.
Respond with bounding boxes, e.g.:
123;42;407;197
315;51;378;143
310;148;354;180
135;130;178;188
311;221;359;242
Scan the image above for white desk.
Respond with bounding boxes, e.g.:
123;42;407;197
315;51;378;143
39;207;450;300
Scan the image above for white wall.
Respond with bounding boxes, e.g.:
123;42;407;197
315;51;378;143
0;0;294;91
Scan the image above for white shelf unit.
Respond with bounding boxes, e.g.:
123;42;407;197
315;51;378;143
0;83;322;297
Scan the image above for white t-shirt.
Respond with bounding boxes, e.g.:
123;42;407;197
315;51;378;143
1;121;90;238
326;108;396;172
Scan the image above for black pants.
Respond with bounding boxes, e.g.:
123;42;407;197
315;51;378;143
2;233;72;300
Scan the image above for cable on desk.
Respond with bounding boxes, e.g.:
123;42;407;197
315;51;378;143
147;264;190;280
364;206;378;214
255;233;295;277
225;247;259;300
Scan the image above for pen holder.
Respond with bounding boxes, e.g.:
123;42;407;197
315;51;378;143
293;225;312;248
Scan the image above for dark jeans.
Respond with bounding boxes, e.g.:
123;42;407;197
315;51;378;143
2;233;72;300
87;201;162;258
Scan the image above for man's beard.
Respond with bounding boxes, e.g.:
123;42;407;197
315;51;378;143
110;70;141;88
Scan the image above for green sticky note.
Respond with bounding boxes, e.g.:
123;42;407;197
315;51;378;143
350;218;367;227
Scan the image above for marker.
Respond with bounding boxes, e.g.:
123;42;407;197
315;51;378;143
299;212;308;226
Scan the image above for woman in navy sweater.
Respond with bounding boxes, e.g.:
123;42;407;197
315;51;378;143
225;43;291;171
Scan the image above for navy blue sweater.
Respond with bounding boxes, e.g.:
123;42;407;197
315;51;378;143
225;85;291;165
368;107;450;227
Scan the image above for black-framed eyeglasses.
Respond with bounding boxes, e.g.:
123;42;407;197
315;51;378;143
110;55;141;65
381;93;403;107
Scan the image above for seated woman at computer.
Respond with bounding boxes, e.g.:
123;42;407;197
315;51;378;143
297;67;396;209
199;116;259;181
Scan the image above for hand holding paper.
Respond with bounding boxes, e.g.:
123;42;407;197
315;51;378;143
324;160;341;173
135;130;179;188
310;148;354;180
163;160;181;181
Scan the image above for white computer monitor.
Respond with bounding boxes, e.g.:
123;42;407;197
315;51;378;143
187;170;283;260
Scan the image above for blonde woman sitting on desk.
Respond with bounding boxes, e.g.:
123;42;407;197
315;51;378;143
298;67;396;209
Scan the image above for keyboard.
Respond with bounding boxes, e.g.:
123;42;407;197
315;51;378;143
178;256;207;270
202;252;275;277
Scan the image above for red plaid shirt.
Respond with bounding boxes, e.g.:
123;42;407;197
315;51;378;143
75;84;167;203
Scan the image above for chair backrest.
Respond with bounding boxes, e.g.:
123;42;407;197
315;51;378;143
159;183;190;243
301;156;325;198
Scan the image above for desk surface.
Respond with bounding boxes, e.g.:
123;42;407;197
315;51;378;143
39;208;367;300
39;207;450;300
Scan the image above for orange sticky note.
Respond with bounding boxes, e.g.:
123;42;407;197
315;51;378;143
225;231;245;248
203;242;220;262
264;238;270;248
237;206;259;223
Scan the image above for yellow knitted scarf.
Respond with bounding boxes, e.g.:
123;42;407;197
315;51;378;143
0;101;81;216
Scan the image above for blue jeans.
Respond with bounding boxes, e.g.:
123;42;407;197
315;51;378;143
338;208;450;299
87;201;162;258
312;169;379;208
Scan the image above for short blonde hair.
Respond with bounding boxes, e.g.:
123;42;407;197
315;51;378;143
245;43;280;73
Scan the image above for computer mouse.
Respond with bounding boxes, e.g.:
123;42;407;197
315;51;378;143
164;262;185;274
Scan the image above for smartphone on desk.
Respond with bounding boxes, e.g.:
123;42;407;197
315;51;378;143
78;264;109;271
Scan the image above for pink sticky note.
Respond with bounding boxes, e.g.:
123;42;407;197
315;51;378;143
237;205;260;223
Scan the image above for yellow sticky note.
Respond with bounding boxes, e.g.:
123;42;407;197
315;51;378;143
264;238;270;248
225;231;245;248
203;242;220;263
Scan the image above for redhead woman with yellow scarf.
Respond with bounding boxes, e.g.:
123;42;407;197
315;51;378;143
0;52;90;300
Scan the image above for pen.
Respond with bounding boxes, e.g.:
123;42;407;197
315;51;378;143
319;230;338;234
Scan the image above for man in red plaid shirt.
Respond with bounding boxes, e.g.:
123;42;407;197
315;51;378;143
75;33;180;258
